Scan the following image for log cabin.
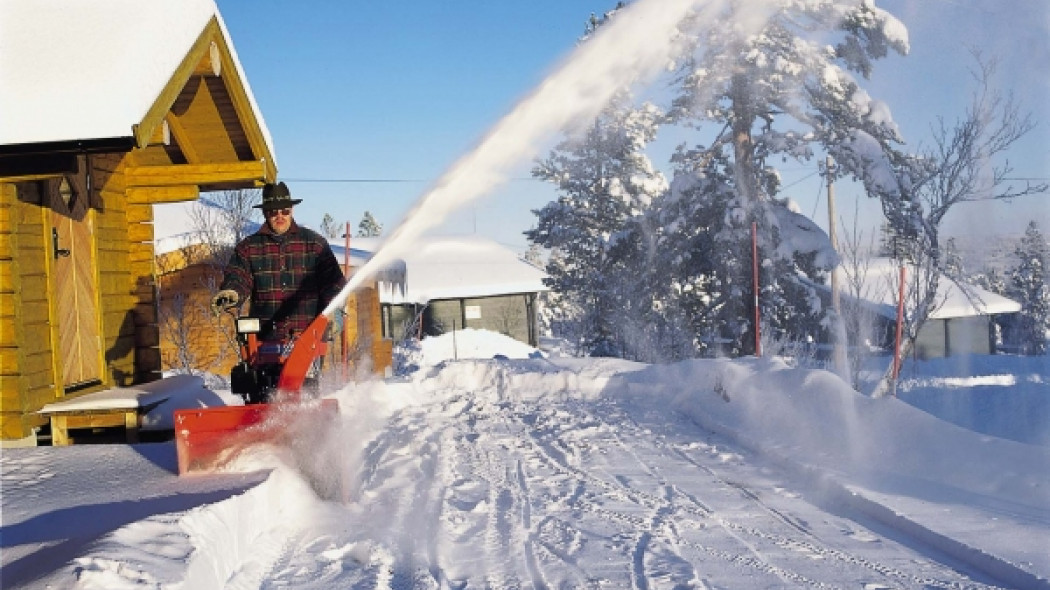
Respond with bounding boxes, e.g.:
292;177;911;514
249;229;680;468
0;0;277;444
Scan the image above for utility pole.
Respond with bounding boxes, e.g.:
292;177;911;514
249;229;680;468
826;156;848;379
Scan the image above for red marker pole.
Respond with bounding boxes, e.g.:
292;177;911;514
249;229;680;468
893;264;906;385
752;221;761;357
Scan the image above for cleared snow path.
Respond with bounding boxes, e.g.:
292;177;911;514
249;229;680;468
179;360;1006;588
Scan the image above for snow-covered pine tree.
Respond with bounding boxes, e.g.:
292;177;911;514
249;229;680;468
357;211;382;237
651;0;905;355
533;248;587;356
522;243;545;269
972;266;1008;297
1008;221;1049;355
638;149;743;358
527;92;665;358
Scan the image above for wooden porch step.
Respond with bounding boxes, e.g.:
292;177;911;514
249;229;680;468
37;375;200;445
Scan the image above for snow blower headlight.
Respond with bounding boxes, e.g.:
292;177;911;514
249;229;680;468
236;317;262;334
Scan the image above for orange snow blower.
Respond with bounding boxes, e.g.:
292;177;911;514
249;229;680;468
173;312;339;475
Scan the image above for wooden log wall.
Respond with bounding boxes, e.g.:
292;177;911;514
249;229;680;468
93;153;162;385
0;152;171;439
0;181;55;437
348;284;392;374
0;183;25;437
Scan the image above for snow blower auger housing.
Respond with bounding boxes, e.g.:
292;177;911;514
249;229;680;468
174;313;338;475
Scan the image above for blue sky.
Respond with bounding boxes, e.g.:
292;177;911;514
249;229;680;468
216;0;1049;252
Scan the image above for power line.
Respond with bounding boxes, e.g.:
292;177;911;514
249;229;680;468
281;176;541;184
781;170;819;191
810;174;825;219
282;178;425;183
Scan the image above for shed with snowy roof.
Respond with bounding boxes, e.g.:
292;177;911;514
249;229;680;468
362;236;548;347
831;258;1021;358
0;0;275;443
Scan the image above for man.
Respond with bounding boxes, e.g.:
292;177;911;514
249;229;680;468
211;182;346;343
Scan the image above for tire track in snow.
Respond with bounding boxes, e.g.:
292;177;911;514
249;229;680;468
520;401;783;581
515;458;548;590
441;401;522;588
569;402;791;589
508;398;779;587
353;394;459;587
496;385;1000;589
567;403;703;589
583;413;706;589
289;363;1007;588
628;406;1005;590
481;398;596;587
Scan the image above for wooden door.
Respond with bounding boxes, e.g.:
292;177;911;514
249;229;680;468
47;174;103;390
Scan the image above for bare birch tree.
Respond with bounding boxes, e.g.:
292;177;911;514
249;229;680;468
871;55;1047;396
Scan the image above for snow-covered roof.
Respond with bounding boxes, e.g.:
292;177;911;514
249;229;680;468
772;200;839;269
0;0;273;157
839;258;1021;320
356;235;548;305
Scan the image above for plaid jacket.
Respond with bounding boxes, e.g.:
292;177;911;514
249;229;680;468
221;221;346;341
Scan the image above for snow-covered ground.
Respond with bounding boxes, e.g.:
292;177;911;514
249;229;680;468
2;329;1048;589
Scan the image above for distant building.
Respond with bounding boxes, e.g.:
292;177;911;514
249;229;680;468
356;236;548;347
830;258;1021;358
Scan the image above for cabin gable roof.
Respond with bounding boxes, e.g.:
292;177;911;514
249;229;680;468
0;0;275;187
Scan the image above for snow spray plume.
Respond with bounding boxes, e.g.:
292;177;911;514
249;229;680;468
322;0;758;319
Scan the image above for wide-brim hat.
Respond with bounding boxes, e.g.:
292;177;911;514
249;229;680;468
254;181;302;209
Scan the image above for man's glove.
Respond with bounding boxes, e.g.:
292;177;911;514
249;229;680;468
211;289;240;315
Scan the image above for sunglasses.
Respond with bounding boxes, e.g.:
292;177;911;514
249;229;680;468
264;208;292;217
